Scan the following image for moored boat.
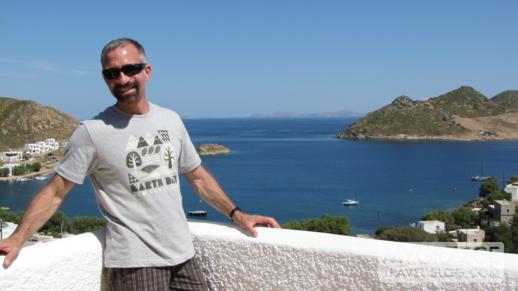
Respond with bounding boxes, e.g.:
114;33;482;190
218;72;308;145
343;198;359;206
188;210;208;217
471;175;492;181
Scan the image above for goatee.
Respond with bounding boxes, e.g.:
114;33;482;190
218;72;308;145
113;83;138;103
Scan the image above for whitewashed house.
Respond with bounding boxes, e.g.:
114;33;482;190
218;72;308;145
36;141;50;153
0;221;17;240
0;151;23;163
25;143;42;155
417;220;445;234
25;138;60;156
504;183;518;202
45;138;59;151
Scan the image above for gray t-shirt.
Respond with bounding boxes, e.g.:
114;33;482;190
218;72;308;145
57;103;201;268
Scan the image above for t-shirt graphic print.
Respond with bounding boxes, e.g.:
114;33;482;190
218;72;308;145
126;130;179;197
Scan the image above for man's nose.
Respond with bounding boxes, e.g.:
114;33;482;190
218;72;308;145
116;72;130;84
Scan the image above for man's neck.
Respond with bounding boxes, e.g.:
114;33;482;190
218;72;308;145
116;98;150;115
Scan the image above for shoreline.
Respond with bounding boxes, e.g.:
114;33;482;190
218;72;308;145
0;163;58;182
336;134;518;142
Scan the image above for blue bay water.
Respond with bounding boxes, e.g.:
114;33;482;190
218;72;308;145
2;118;518;235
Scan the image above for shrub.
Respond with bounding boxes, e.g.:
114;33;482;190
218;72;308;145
30;162;41;172
0;168;9;177
69;216;107;234
283;214;351;235
376;226;438;242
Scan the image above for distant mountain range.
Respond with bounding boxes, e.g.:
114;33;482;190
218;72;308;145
249;110;362;118
0;97;79;151
337;86;518;141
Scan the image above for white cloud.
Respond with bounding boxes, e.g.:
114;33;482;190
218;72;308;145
0;72;38;78
0;57;90;76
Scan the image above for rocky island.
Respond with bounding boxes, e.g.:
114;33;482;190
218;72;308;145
196;144;231;156
337;86;518;141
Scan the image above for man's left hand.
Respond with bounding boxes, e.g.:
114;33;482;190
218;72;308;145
232;211;281;237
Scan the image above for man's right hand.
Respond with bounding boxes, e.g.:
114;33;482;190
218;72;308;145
0;174;75;269
0;236;24;268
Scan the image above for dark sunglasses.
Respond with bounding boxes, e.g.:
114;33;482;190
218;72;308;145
102;63;147;80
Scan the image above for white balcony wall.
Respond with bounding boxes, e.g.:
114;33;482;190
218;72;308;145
1;221;518;290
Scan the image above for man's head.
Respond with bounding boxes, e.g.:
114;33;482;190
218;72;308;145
101;38;151;108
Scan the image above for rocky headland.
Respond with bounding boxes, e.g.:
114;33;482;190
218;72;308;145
0;96;79;151
337;86;518;141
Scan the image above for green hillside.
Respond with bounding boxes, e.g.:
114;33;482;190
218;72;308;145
337;86;518;140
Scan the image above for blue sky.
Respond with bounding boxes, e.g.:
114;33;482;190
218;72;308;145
1;1;517;119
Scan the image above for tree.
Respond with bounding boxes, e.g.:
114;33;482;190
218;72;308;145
451;207;476;228
0;168;9;177
376;226;438;242
479;177;500;198
511;214;518;254
0;209;23;224
40;211;70;237
11;165;28;176
485;191;512;204
69;216;107;234
486;224;513;253
282;214;351;235
507;176;518;185
31;162;41;172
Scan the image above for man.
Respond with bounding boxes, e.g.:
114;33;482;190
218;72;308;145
0;38;280;290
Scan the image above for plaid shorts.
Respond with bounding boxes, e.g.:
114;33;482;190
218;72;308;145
105;257;209;291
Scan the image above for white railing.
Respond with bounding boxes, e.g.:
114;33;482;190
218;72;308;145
1;221;517;290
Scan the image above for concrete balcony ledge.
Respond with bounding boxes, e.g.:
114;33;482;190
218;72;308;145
1;221;518;290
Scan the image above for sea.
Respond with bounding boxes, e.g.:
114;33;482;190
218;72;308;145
2;117;518;235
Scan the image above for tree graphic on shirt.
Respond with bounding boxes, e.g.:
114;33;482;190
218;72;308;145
163;146;174;169
126;151;142;169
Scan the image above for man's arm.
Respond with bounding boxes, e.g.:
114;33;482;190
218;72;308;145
0;174;75;268
183;165;280;236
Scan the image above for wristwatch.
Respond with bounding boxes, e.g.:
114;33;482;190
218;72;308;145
228;206;242;221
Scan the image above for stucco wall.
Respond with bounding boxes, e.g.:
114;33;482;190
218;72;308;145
1;221;518;290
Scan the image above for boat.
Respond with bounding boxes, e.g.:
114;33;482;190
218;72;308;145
15;177;30;182
188;210;208;217
471;175;492;181
34;175;48;181
471;161;492;181
343;198;359;206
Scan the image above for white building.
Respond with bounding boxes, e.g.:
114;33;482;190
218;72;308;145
0;221;17;240
25;143;42;155
36;141;50;153
24;138;60;156
45;138;59;151
417;220;445;234
504;183;518;202
0;151;23;163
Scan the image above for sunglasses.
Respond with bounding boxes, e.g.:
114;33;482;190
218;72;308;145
102;63;147;80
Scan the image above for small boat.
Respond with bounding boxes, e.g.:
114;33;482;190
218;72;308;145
471;175;492;181
34;176;48;181
15;177;29;182
472;161;491;181
188;210;208;217
343;199;359;206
